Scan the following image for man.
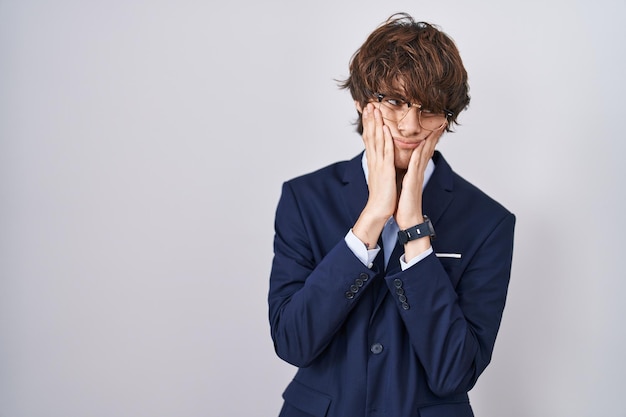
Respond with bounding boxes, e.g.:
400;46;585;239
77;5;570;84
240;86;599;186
268;13;515;417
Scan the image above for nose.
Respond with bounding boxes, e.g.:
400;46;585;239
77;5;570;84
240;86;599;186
397;107;421;135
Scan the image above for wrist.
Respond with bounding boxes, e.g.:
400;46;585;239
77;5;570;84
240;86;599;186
353;210;388;250
404;238;432;262
396;214;424;231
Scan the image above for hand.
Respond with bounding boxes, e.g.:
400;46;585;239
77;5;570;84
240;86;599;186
362;103;397;219
352;103;396;248
395;125;444;261
395;126;444;230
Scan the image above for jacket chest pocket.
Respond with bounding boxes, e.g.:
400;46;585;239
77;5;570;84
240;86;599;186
435;253;463;287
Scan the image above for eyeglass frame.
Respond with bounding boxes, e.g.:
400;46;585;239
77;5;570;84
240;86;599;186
372;92;454;131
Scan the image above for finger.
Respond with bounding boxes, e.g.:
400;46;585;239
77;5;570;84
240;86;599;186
422;134;441;168
417;127;443;167
382;124;395;161
372;106;386;155
404;140;432;191
408;140;426;174
362;103;378;155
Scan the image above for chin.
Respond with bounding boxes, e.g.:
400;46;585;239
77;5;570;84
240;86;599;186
394;153;412;171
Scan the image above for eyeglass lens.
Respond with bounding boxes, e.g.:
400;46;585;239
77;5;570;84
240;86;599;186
378;101;446;131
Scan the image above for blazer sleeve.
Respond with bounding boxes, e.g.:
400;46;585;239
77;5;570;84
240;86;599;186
268;181;379;368
386;211;516;397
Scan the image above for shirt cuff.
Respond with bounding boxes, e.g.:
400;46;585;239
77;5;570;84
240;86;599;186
400;247;433;270
345;229;380;269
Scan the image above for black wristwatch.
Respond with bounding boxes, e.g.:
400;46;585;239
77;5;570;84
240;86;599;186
397;216;436;245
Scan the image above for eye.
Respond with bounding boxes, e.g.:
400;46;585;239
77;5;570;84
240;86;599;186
418;105;438;116
418;104;433;114
384;97;407;108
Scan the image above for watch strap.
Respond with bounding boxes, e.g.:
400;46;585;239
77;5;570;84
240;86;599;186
397;216;435;245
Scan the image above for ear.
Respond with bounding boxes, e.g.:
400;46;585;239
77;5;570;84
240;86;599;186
354;100;363;113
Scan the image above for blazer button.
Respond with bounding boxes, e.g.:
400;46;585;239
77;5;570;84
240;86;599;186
394;279;403;288
370;343;383;354
359;273;369;281
345;291;355;299
350;285;359;293
401;302;410;310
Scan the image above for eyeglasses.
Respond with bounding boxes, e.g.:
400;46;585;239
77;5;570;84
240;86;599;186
374;93;453;131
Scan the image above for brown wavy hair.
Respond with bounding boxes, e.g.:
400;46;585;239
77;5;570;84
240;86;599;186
339;13;470;134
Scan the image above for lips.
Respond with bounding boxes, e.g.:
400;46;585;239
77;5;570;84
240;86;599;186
393;137;424;150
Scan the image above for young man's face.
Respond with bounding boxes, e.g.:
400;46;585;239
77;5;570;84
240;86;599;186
358;95;445;171
383;103;431;170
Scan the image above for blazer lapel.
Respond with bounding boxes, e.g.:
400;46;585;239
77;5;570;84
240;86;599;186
423;151;454;224
340;152;369;225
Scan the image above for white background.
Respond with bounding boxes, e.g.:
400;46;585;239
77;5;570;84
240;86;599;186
1;0;625;416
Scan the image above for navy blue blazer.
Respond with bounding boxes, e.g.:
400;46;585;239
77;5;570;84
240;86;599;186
269;151;515;417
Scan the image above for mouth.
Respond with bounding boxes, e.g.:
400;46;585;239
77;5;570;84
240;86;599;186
393;137;425;150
